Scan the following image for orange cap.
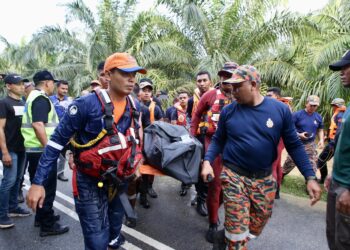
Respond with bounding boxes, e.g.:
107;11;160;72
104;52;147;74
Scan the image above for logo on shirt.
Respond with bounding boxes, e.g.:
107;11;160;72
314;120;318;125
69;105;78;116
266;118;274;128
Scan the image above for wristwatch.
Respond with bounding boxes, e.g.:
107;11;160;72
306;176;317;181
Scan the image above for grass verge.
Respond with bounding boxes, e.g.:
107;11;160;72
281;175;327;202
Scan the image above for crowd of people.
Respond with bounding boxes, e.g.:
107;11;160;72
0;50;349;250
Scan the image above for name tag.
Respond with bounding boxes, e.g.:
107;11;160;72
13;106;24;116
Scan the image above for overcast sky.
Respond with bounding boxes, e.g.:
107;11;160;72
0;0;329;52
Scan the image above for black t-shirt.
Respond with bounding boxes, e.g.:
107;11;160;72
141;104;151;128
0;96;25;152
144;101;163;121
32;95;51;123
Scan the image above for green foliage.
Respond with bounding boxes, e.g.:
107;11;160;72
281;175;327;202
1;0;350;115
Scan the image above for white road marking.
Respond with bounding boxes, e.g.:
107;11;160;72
18;173;175;250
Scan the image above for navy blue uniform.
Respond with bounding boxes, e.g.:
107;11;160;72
204;98;315;177
34;93;141;250
293;109;323;143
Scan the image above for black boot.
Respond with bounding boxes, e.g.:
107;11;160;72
35;214;60;227
125;217;137;228
140;194;150;209
148;187;158;198
196;197;208;217
206;223;218;243
212;229;226;250
275;187;280;199
40;222;69;237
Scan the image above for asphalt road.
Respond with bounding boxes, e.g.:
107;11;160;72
0;166;329;250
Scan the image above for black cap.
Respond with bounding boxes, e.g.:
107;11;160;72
3;73;28;84
139;78;153;85
329;50;350;71
33;70;58;84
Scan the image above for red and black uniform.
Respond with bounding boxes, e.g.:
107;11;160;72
191;89;232;225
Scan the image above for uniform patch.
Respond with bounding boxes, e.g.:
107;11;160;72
266;118;274;128
178;114;185;122
69;105;78;116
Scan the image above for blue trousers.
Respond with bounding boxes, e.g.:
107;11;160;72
0;151;25;217
74;171;126;250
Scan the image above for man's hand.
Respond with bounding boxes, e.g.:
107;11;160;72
201;160;214;182
2;152;12;167
324;175;332;192
336;190;350;215
298;132;309;141
68;153;75;170
306;179;322;206
26;184;46;212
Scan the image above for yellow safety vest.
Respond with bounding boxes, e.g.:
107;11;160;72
21;90;58;152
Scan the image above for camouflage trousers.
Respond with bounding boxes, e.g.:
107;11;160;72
221;167;277;250
282;141;317;176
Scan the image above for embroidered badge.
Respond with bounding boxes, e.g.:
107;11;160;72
266;118;274;128
69;105;78;116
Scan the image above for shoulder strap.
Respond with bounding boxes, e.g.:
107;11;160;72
95;89;114;134
127;95;140;131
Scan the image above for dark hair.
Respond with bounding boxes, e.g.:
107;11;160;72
267;87;281;97
57;80;68;87
177;89;190;97
196;71;211;81
97;61;105;71
133;83;140;96
140;78;153;85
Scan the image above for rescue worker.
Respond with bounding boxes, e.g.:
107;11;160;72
26;53;146;249
97;61;109;89
326;49;350;250
171;90;190;128
138;79;163;207
317;98;346;183
164;97;178;123
21;70;69;236
202;65;321;250
282;95;325;177
170;90;191;196
187;70;214;216
191;62;237;243
49;80;71;182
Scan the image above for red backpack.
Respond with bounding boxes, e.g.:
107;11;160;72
71;89;143;183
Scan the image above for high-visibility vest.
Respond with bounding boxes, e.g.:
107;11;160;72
21;90;58;152
328;106;346;140
149;101;156;123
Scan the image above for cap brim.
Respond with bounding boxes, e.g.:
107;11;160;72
140;83;153;89
329;60;350;71
218;70;233;77
309;102;319;106
223;78;246;84
119;66;147;74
